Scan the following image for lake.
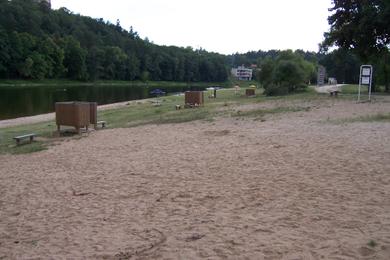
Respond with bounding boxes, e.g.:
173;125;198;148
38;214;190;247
0;84;205;120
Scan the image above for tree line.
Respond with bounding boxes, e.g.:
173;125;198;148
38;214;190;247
0;0;228;82
229;0;390;93
229;48;388;89
0;0;388;93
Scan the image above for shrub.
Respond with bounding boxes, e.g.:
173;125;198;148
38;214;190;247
258;50;312;96
263;83;289;96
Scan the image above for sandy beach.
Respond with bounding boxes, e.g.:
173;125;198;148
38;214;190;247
0;96;389;259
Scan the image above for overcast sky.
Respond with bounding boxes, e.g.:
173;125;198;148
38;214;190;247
51;0;333;55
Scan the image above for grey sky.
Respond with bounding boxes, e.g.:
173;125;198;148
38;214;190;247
51;0;332;54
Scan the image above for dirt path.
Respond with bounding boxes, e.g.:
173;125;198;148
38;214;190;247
314;84;345;94
0;97;389;259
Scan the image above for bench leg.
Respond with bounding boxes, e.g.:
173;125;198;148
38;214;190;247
29;136;33;143
102;122;105;128
16;139;20;145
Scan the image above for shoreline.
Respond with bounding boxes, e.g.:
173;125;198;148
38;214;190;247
0;85;373;129
0;98;152;129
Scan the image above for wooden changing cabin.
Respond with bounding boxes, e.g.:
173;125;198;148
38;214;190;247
185;91;204;107
55;102;97;134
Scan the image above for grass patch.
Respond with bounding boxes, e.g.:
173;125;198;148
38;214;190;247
0;87;323;154
10;142;48;154
0;121;54;154
341;84;388;94
331;113;390;124
233;106;309;119
351;113;390;123
341;85;367;94
368;240;378;248
146;109;211;125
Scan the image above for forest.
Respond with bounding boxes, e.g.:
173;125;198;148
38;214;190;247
0;0;228;82
229;48;388;89
0;0;389;91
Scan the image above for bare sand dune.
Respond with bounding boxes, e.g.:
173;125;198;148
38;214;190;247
0;97;390;259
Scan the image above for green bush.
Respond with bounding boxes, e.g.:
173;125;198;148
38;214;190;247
258;50;312;96
264;83;289;96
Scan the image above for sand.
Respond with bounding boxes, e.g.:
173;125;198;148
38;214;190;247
0;96;390;259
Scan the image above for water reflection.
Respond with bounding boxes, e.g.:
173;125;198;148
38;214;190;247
0;84;202;120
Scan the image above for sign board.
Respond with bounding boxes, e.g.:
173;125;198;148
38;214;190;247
362;68;371;76
361;76;370;85
317;66;326;86
358;65;373;101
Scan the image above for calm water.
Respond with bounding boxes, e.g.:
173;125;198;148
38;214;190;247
0;84;200;120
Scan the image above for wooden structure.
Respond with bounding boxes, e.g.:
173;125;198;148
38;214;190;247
246;89;256;96
185;91;204;107
13;133;36;145
55;102;96;134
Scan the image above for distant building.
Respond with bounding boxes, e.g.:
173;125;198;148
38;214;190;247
231;66;253;81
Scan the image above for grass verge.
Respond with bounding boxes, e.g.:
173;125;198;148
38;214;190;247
232;106;310;119
0;87;326;155
331;113;390;125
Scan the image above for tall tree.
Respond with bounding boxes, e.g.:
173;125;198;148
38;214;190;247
322;0;390;91
62;36;87;80
0;0;228;82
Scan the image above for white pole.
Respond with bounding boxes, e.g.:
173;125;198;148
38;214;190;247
368;66;373;101
358;65;362;102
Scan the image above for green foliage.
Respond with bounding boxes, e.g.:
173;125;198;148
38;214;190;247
322;0;390;60
0;0;228;82
29;51;49;79
368;240;378;248
0;88;324;154
322;0;390;92
263;83;289;96
62;36;88;80
319;49;360;84
257;50;311;96
257;57;275;86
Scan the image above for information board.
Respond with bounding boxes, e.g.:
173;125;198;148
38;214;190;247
358;65;373;102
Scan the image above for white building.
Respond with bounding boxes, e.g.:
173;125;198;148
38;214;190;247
231;66;253;81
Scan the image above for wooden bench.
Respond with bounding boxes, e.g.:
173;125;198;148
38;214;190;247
13;133;37;145
97;121;106;128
